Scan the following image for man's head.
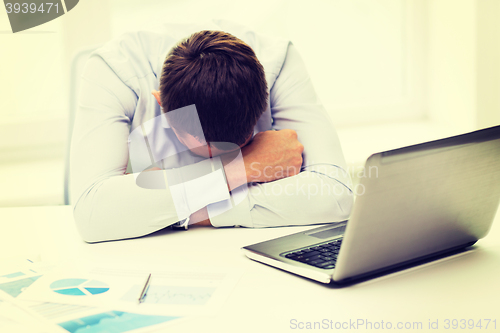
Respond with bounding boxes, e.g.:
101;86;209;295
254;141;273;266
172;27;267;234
155;30;268;156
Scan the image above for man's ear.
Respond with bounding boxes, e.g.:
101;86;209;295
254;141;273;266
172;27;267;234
152;90;162;107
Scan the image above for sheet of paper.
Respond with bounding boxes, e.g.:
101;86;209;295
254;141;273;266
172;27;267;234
18;263;242;316
0;294;54;333
19;300;183;333
0;258;54;298
1;259;183;332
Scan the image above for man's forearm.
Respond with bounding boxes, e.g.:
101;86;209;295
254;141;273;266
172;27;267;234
188;129;305;226
219;129;304;192
73;173;181;242
208;169;353;228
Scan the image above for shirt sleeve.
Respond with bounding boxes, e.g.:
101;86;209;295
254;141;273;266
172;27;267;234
209;43;353;228
163;157;230;220
70;57;229;242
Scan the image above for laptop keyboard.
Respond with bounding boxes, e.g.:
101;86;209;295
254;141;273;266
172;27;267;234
281;238;343;270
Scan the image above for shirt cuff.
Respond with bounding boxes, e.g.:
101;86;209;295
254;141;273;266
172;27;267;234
208;186;253;228
166;157;230;220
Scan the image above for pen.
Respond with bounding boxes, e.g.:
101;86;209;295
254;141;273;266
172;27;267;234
137;273;152;304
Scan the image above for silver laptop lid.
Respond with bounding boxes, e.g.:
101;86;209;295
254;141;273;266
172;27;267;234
334;125;500;282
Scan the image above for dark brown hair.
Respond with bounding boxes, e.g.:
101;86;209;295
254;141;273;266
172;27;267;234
159;30;268;147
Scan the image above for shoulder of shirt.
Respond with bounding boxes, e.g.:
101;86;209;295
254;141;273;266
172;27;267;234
90;19;290;89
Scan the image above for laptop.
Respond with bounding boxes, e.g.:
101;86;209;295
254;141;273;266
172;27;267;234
242;125;500;284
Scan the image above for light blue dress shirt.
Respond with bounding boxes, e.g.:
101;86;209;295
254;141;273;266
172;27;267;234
70;19;353;242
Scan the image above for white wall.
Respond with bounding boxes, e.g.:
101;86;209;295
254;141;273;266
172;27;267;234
476;0;500;129
427;0;477;133
427;0;500;133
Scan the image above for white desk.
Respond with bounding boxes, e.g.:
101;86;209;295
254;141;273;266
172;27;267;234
1;205;500;332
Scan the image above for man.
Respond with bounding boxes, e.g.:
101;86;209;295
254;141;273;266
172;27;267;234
70;20;353;243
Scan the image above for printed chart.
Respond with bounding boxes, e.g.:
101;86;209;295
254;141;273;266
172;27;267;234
50;279;109;296
0;275;42;298
58;310;178;333
0;259;50;298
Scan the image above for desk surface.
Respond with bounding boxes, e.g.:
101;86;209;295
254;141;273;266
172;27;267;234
1;205;500;333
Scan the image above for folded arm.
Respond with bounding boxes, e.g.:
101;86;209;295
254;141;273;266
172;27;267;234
207;43;353;228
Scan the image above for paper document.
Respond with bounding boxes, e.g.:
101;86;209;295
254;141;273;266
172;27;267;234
1;259;184;332
19;263;242;316
0;294;54;333
21;300;182;333
0;258;53;298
